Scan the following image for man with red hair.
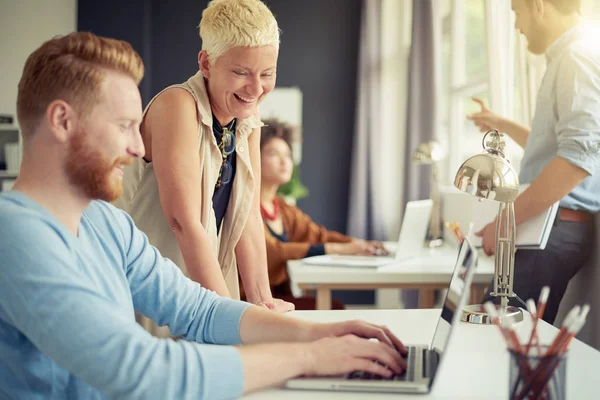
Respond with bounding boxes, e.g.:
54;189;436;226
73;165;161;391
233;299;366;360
0;32;407;399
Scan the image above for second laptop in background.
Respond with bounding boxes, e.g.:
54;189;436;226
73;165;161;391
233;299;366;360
303;199;433;268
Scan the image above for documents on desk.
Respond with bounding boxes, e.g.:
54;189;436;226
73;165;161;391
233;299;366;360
443;184;559;250
302;254;396;268
301;243;458;270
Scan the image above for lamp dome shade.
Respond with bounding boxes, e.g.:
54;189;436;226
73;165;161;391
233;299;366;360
454;152;519;203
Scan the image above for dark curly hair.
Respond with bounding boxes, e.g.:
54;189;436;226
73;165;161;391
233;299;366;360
260;118;297;150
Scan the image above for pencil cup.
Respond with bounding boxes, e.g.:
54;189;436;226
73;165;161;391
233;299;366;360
508;346;567;400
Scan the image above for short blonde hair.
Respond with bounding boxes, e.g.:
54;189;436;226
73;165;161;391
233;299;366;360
199;0;280;63
17;31;144;138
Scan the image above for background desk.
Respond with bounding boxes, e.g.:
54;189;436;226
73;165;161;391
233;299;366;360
287;245;495;309
243;309;600;399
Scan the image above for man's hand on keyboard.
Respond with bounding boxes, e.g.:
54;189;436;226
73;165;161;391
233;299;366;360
307;319;408;356
300;334;407;378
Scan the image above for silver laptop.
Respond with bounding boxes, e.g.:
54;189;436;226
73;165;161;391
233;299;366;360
286;236;478;394
392;199;434;260
303;199;433;268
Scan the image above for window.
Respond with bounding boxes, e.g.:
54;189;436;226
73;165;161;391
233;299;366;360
436;0;600;188
439;0;490;185
582;0;600;21
438;0;535;186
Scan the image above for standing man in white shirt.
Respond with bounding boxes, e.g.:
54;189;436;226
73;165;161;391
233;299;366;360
468;0;600;324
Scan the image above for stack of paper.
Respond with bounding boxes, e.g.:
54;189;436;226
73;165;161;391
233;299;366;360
302;255;395;269
442;184;559;250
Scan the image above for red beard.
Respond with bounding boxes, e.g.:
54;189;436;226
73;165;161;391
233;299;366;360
65;132;132;202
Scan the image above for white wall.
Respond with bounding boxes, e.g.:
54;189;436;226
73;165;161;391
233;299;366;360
0;0;77;126
258;87;304;164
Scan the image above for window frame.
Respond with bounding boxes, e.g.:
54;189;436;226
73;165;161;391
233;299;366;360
442;0;490;185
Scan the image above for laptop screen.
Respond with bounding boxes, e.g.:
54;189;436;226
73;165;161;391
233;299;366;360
430;237;478;354
394;199;433;260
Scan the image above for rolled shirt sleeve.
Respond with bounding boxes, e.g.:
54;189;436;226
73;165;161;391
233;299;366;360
555;46;600;176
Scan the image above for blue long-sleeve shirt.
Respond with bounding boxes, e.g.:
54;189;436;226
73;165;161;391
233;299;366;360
0;191;251;399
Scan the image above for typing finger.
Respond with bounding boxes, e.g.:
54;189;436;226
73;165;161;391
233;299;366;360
362;341;406;373
380;325;407;355
349;359;394;378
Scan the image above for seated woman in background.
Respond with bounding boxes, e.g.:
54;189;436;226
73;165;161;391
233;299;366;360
255;119;387;309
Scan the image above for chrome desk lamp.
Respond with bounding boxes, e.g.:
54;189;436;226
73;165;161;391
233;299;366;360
453;130;524;324
413;141;445;246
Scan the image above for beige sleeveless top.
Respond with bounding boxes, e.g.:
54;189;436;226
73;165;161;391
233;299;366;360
115;71;262;301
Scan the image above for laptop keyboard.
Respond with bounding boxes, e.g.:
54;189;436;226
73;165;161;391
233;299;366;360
345;346;417;382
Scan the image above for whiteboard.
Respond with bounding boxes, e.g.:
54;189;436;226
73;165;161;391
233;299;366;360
259;87;303;163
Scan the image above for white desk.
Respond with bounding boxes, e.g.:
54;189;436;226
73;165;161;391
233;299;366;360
242;309;600;399
288;245;495;309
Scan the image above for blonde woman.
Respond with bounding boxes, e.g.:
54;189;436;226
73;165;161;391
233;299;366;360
115;0;293;337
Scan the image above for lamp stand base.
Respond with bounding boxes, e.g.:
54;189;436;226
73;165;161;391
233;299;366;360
427;238;444;248
460;304;524;324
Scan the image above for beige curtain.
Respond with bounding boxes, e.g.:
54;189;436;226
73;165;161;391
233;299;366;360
347;0;412;309
347;0;412;242
347;0;386;241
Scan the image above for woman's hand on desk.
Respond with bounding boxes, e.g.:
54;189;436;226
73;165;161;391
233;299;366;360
255;298;295;313
325;240;388;256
